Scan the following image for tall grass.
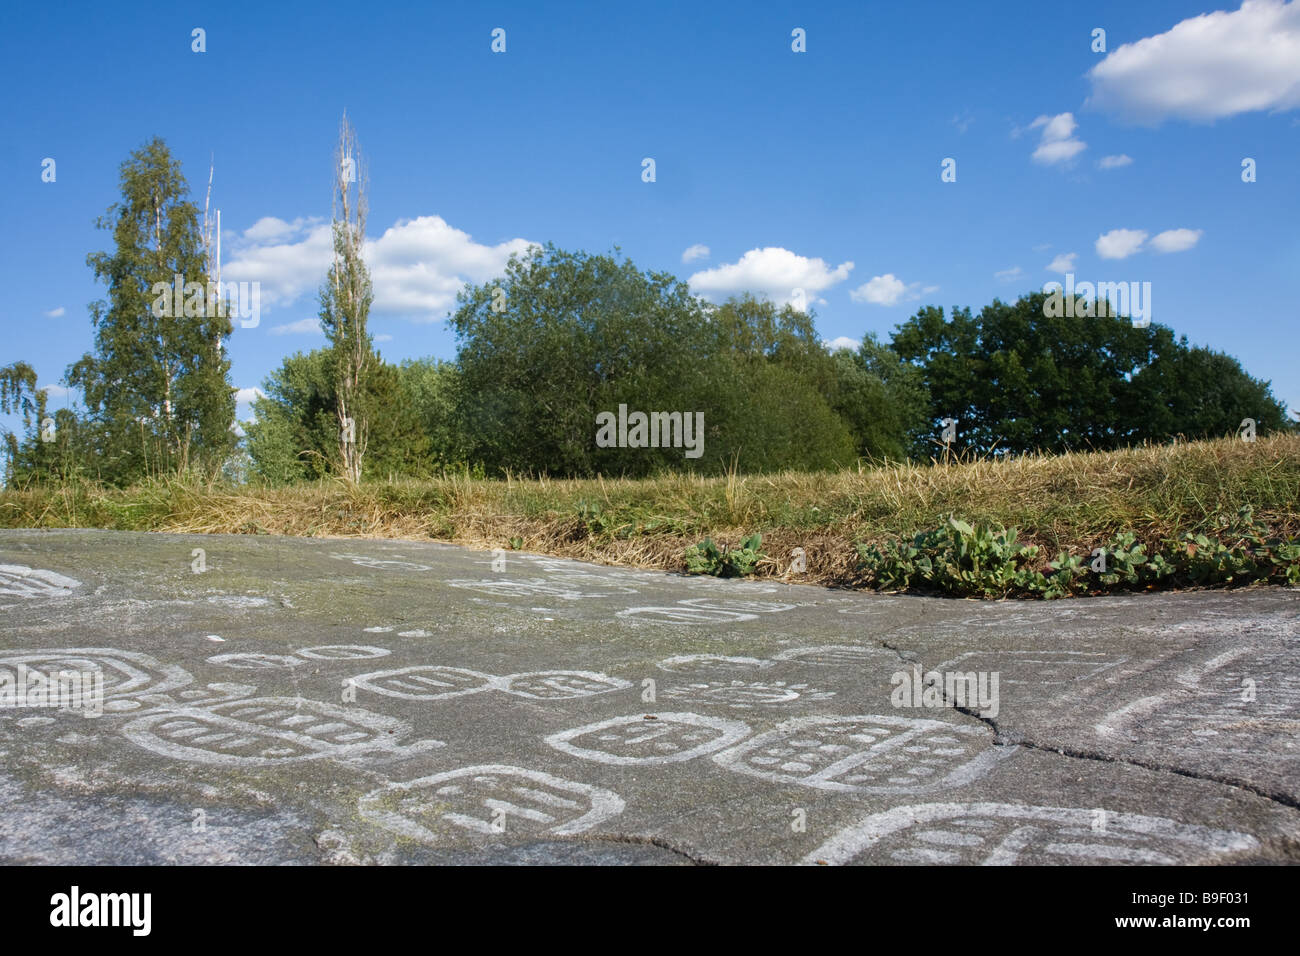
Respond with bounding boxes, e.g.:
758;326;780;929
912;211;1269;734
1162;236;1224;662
2;434;1297;587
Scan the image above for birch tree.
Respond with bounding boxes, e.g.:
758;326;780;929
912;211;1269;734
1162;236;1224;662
318;113;374;483
69;138;234;482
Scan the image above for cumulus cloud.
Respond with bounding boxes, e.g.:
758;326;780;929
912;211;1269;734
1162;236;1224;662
365;217;537;318
1096;229;1149;259
221;217;332;310
222;214;538;322
849;274;925;307
1098;154;1134;169
39;384;69;399
374;333;393;343
269;318;322;336
681;243;710;263
824;336;860;353
234;387;266;404
1046;252;1078;273
1088;0;1300;122
242;216;321;244
688;247;854;310
994;266;1024;282
1029;112;1087;164
1150;228;1203;252
43;306;65;318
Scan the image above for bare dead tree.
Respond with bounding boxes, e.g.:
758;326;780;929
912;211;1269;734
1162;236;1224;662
321;112;374;483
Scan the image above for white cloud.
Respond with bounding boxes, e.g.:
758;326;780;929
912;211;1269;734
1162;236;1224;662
1150;228;1203;253
849;274;925;307
1088;0;1300;122
1046;252;1078;273
43;306;65;318
1098;154;1134;169
221;217;332;311
681;243;710;263
824;336;860;352
1029;112;1087;164
269;318;322;336
994;266;1024;282
234;387;266;404
1095;229;1149;259
222;214;538;322
688;247;854;310
373;333;393;343
39;384;69;398
365;217;537;319
242;216;320;243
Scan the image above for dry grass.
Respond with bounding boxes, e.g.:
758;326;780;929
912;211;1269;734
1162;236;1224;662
3;434;1298;588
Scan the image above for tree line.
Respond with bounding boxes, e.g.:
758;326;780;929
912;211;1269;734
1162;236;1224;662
3;133;1294;487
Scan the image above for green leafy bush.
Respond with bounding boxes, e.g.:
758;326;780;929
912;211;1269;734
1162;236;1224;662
857;507;1300;598
685;533;765;577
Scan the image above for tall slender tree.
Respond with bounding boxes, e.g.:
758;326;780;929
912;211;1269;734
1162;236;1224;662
1;361;38;483
68;138;234;482
318;113;374;483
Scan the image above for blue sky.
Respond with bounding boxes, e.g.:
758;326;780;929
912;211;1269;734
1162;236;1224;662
3;0;1298;434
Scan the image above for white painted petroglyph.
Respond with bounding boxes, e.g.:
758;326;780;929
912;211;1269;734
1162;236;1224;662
714;715;1012;793
1173;647;1253;689
0;565;80;600
538;571;641;593
498;671;632;700
1095;696;1168;737
350;665;630;702
655;654;773;675
835;601;903;615
1103;645;1300;761
330;553;432;571
771;645;898;668
207;653;301;670
616;606;758;625
206;595;271;609
294;645;391;661
802;803;1260;866
676;598;796;614
661;680;835;709
446;578;634;600
209;645;391;669
935;650;1126;688
104;681;257;714
545;712;751;765
122;697;442;767
349;666;497;701
359;765;625;842
0;648;193;702
363;626;394;633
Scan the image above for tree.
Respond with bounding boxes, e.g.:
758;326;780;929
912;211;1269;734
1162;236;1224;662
67;138;234;482
245;350;429;484
318;113;374;483
450;246;861;476
397;359;471;469
1129;342;1291;441
829;334;929;462
451;243;718;476
892;291;1291;454
1;362;38;484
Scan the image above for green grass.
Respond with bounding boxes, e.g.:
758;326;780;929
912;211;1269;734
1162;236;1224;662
2;433;1298;594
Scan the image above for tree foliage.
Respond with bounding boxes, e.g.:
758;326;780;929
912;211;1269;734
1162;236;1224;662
891;291;1291;455
66;138;234;482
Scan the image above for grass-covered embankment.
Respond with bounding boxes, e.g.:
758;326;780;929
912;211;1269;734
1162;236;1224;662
2;434;1298;597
